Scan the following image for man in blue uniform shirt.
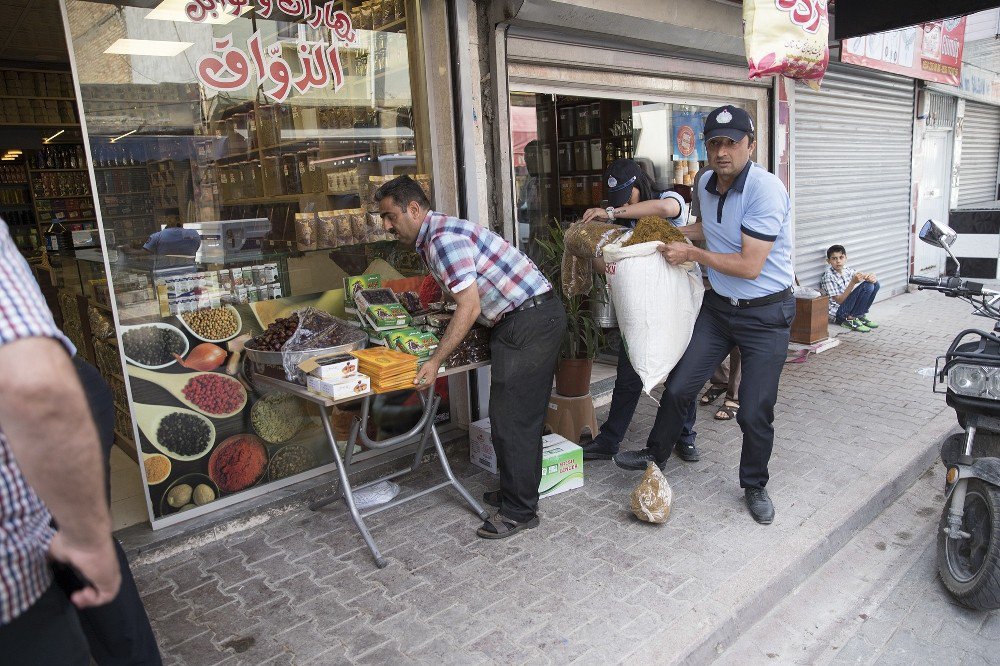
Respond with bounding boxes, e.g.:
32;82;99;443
613;105;794;525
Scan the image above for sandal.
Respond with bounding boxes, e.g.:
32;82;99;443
476;511;540;539
715;399;739;421
700;386;726;406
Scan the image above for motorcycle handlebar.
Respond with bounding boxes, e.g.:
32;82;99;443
908;275;988;295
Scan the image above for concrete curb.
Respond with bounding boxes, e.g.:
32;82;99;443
627;405;959;664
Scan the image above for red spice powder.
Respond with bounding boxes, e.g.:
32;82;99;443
210;435;267;493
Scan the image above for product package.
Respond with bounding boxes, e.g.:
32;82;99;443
743;0;829;90
344;274;382;311
362;303;412;331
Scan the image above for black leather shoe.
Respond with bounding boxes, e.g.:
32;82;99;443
582;438;619;460
674;441;700;462
613;448;665;472
744;488;775;524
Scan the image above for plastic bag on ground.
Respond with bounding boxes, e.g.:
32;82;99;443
602;240;704;396
631;463;673;523
743;0;830;90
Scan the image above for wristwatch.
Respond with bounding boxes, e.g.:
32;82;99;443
605;206;617;221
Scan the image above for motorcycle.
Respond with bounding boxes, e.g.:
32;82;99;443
910;219;1000;610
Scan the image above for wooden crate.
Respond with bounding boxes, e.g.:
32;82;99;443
791;295;830;344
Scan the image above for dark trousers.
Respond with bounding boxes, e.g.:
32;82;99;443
647;291;795;488
593;342;697;451
0;583;91;665
489;297;566;522
835;281;879;323
73;359;162;665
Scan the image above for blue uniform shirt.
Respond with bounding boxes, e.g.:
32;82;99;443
696;161;793;300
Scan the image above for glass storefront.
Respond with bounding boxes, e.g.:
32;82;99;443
511;91;762;263
62;0;445;527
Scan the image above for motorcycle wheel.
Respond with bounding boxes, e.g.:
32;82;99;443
937;479;1000;610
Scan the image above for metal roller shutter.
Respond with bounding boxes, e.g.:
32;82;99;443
793;66;915;297
958;101;1000;206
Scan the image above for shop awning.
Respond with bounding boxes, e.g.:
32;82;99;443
834;0;1000;39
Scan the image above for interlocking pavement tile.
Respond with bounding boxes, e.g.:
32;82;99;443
231;535;284;567
163;559;215;596
206;557;259;591
340;624;393;660
163;629;228;665
141;584;190;623
345;587;408;626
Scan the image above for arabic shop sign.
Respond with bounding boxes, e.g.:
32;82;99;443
187;0;359;103
841;17;966;86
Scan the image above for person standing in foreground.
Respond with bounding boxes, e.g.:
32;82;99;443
0;221;121;662
375;176;566;539
613;105;795;525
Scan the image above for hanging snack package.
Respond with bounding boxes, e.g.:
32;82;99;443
743;0;829;90
631;463;673;524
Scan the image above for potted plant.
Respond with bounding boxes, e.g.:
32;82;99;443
534;223;607;397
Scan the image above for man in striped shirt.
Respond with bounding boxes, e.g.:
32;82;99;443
376;176;566;540
0;221;120;663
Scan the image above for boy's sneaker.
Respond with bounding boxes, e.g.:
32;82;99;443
859;316;878;329
840;319;870;333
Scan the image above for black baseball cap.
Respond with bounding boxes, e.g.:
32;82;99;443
703;105;754;143
604;158;644;208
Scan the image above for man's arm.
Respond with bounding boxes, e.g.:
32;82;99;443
413;285;480;385
0;337;120;607
581;195;682;224
661;233;772;279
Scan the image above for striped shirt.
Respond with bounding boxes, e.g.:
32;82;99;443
0;220;74;625
819;265;857;319
416;211;552;325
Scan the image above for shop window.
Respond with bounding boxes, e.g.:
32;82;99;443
510;92;758;263
63;0;445;526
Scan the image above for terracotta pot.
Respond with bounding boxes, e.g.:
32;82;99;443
555;358;593;397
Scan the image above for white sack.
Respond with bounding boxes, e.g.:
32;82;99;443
602;240;704;396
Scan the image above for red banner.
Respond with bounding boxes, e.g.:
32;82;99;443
841;17;966;86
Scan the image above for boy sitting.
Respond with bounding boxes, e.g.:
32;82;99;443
819;244;880;332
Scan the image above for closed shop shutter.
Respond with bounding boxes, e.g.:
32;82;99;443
793;65;915;297
957;100;1000;206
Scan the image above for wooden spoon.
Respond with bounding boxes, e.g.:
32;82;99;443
127;367;248;418
133;403;216;461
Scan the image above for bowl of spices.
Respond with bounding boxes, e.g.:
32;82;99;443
159;473;219;515
121;323;189;370
134;404;216;461
179;305;242;343
142;453;171;485
209;434;268;494
251;391;307;444
268;443;317;481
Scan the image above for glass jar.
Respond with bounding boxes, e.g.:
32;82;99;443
557;142;572;173
573;140;589;172
559;176;574;207
558;106;574;138
281;153;300;194
575;105;590;136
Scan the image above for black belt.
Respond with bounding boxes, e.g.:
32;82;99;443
502;290;556;320
713;286;792;308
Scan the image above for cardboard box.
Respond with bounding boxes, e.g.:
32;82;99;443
791;295;830;344
307;374;371;400
469;419;584;498
302;355;359;380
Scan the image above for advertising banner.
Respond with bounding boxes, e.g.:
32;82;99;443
841;17;966;86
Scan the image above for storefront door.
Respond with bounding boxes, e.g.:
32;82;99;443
914;130;953;276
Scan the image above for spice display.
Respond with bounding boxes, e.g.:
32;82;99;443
418;276;442;308
156;412;213;457
251;392;307;443
123;325;187;367
143;454;171;485
269;444;317;481
193;483;216;506
209;434;268;493
622;216;687;247
182;373;246;415
166;483;193;508
181;306;240;341
174;343;227;371
248;313;300;351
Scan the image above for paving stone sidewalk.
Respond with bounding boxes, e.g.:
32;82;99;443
132;290;982;665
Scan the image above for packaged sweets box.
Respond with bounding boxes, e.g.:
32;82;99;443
362;303;411;331
306;374;372;400
469;420;584;498
344;274;382;310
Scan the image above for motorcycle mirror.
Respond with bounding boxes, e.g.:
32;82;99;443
919;219;958;248
920;219;962;277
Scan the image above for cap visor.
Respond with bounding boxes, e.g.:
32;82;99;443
705;128;748;142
